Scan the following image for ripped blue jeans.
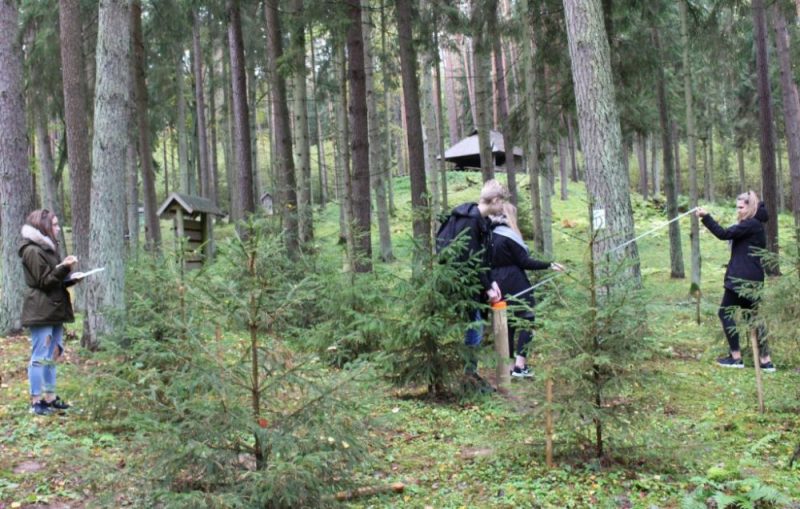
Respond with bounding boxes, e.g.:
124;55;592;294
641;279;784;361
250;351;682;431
28;325;64;397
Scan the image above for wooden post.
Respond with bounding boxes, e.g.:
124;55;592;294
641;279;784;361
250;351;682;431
545;377;554;468
750;329;765;413
491;301;511;388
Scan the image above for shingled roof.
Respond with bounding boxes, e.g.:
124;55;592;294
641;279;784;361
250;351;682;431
443;129;523;169
157;192;224;218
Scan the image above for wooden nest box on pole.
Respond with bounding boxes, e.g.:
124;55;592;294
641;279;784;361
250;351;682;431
157;192;224;270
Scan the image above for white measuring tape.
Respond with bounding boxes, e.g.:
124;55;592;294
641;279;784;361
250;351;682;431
509;206;699;300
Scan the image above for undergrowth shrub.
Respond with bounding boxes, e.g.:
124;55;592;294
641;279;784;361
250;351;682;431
85;218;373;507
535;243;654;459
381;239;483;397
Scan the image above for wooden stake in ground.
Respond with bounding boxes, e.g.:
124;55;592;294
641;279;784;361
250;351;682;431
750;329;765;414
491;301;511;389
545;377;554;468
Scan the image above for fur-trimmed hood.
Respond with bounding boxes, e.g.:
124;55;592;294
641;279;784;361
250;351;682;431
19;224;56;254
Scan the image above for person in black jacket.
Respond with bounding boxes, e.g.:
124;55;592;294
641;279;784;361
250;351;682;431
441;179;507;385
490;203;564;378
19;209;79;415
696;191;774;372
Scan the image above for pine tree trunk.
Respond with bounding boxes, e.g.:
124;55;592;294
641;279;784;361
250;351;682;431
290;0;313;244
192;10;211;200
396;0;431;258
493;29;518;204
461;37;477;130
770;2;800;258
443;48;461;144
680;0;701;290
247;64;261;205
637;132;648;199
559;134;568;200
131;0;160;249
82;0;130;350
433;28;448;210
651;135;660;196
563;0;641;284
263;0;299;255
0;0;34;334
471;0;496;181
363;0;392;261
126;137;139;254
223;47;237;219
207;46;219;205
176;53;192;195
737;145;746;192
567;114;579;182
653;26;684;279
228;0;256;228
309;26;328;206
753;0;780;274
380;0;395;216
673;121;681;196
58;0;91;305
541;143;554;257
33;105;67;257
521;0;543;253
422;42;440;218
346;0;373;272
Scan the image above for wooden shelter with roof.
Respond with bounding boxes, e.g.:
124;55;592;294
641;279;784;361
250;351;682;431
443;129;523;170
157;192;224;269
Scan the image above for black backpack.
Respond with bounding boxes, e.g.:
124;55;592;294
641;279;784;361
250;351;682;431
435;211;490;264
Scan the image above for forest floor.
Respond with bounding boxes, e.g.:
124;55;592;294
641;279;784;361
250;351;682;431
1;175;799;508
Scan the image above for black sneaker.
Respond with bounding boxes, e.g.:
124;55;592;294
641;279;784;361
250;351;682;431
717;355;744;369
511;366;533;378
47;396;70;410
30;400;55;416
759;361;776;373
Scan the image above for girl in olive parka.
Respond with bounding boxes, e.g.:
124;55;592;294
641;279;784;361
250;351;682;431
18;209;78;415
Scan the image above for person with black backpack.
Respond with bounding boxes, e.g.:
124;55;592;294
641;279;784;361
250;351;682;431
490;203;564;379
436;179;508;388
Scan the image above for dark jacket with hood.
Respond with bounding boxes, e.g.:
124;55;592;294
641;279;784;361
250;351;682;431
701;201;768;291
18;224;74;327
489;222;550;310
443;202;493;293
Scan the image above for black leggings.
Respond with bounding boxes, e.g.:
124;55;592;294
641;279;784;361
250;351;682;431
718;288;768;355
508;312;534;358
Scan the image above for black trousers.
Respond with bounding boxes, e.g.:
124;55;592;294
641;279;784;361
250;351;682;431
718;287;768;355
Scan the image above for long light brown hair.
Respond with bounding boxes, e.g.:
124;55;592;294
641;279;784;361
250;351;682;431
25;209;58;243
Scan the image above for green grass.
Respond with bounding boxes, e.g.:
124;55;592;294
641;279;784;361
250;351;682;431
1;173;799;508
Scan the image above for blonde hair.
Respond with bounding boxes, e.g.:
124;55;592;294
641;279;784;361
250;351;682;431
500;202;521;236
736;190;759;221
479;179;509;204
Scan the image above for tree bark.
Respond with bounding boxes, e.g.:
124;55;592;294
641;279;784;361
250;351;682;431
422;37;440;218
176;53;192;195
263;0;299;255
396;0;430;258
58;0;91;304
443;48;461;144
752;0;780;274
363;0;393;261
567;114;579;182
680;0;701;291
228;0;256;228
563;0;641;284
33;104;67;257
559;134;568;200
651;135;660;196
192;10;211;200
493;20;518;205
131;0;161;249
290;0;313;244
521;0;543;253
309;26;328;207
471;0;496;181
770;2;800;261
653;26;684;279
207;45;219;205
673;121;681;196
82;0;130;350
346;0;373;272
433;28;448;210
0;0;35;334
636;132;648;199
